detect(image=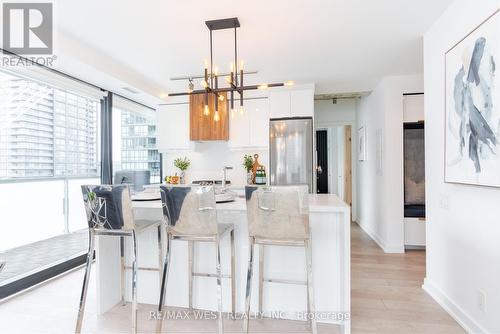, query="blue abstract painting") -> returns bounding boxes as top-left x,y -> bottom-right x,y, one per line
445,10 -> 500,187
